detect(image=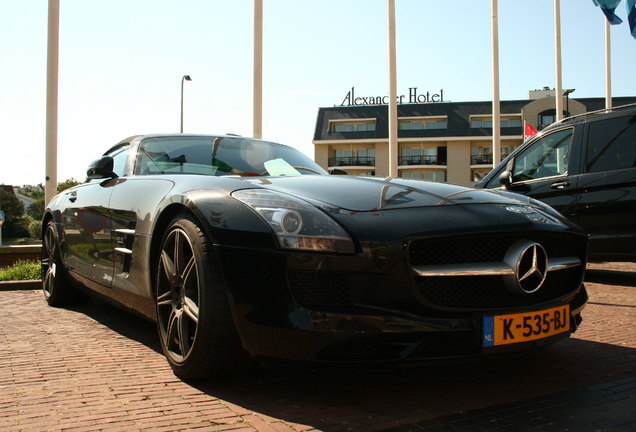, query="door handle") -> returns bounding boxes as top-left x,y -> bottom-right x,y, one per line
550,181 -> 570,189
